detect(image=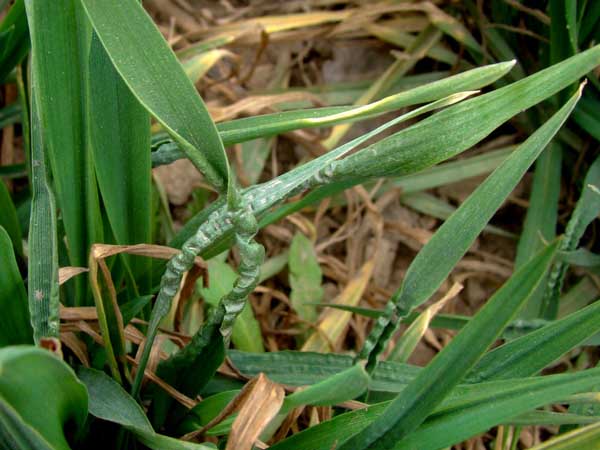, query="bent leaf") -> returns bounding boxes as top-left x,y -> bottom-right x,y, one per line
0,346 -> 88,450
340,242 -> 559,449
78,367 -> 215,450
359,85 -> 584,366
